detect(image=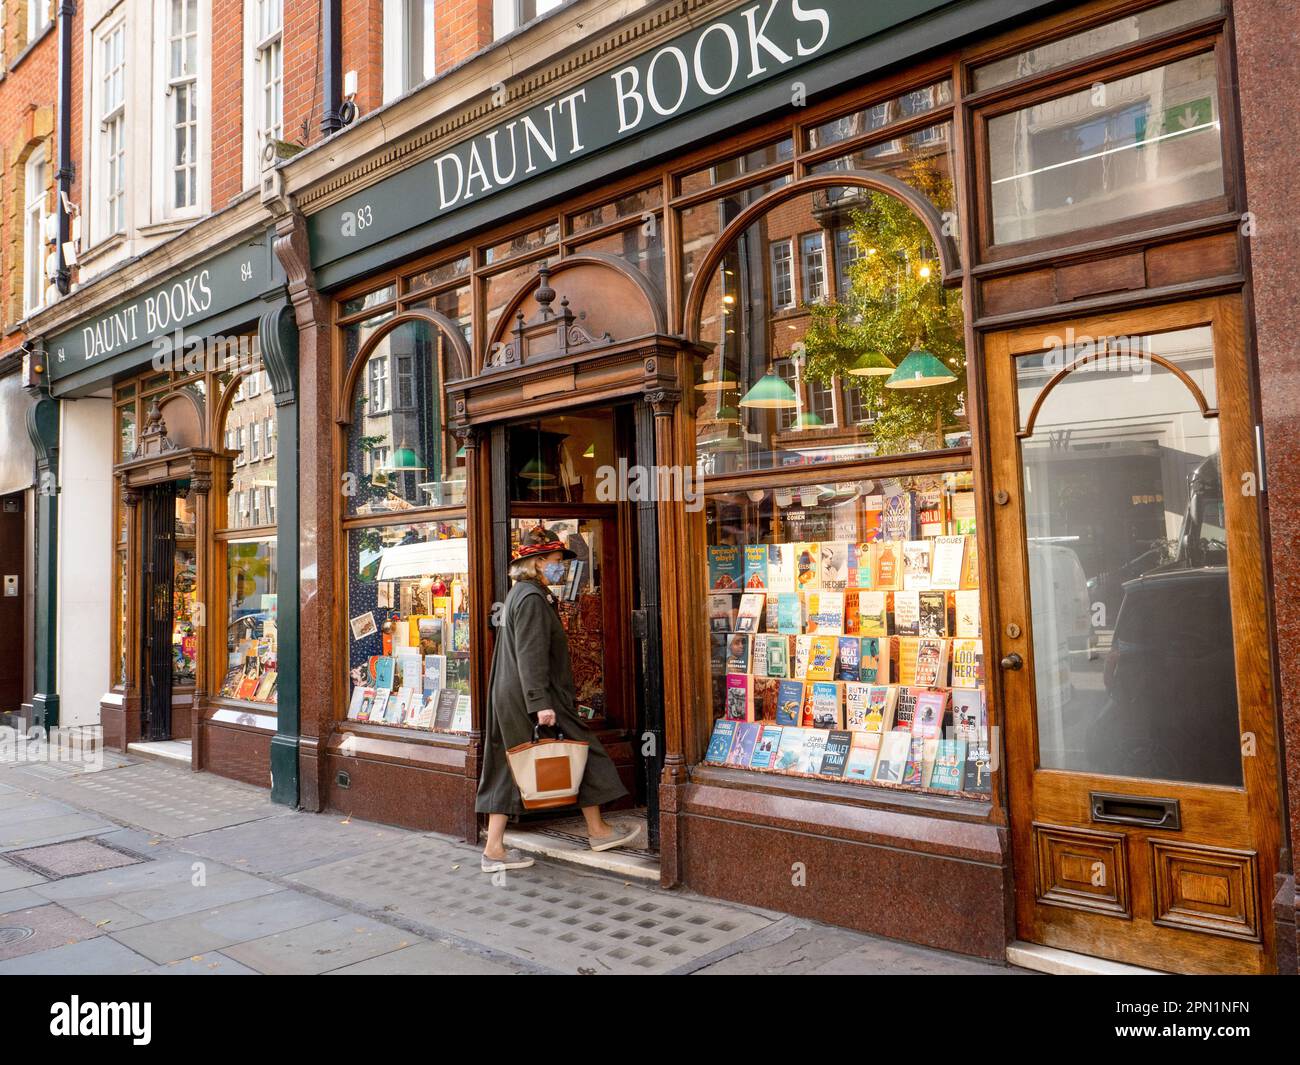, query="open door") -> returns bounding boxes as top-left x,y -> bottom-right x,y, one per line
985,296 -> 1281,974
